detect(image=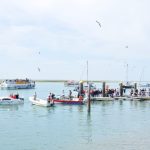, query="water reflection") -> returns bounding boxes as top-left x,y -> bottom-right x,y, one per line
119,99 -> 123,105
0,105 -> 19,111
91,101 -> 114,106
129,100 -> 150,110
77,105 -> 84,113
56,104 -> 85,113
1,82 -> 150,150
86,112 -> 93,144
31,104 -> 56,114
